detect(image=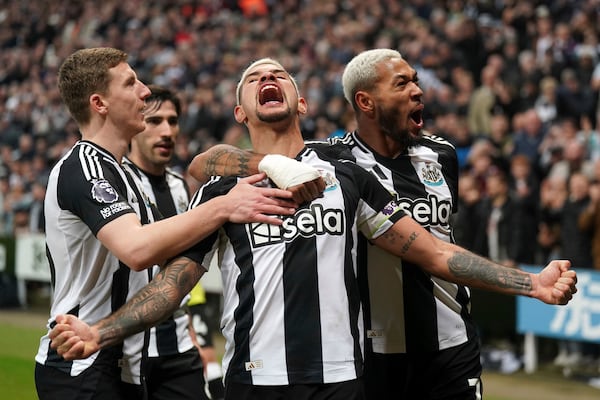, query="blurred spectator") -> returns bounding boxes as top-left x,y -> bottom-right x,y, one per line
547,135 -> 594,182
507,154 -> 540,264
472,170 -> 528,267
28,178 -> 45,233
467,64 -> 511,137
579,160 -> 600,271
559,172 -> 593,269
452,171 -> 482,251
510,108 -> 546,176
537,176 -> 568,264
554,172 -> 595,368
488,113 -> 513,160
534,76 -> 558,127
464,139 -> 500,194
555,68 -> 595,123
